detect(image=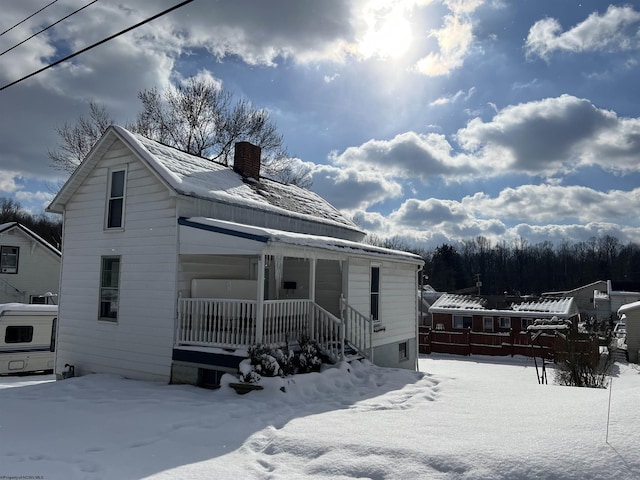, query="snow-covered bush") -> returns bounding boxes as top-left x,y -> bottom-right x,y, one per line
242,336 -> 327,382
295,336 -> 323,374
